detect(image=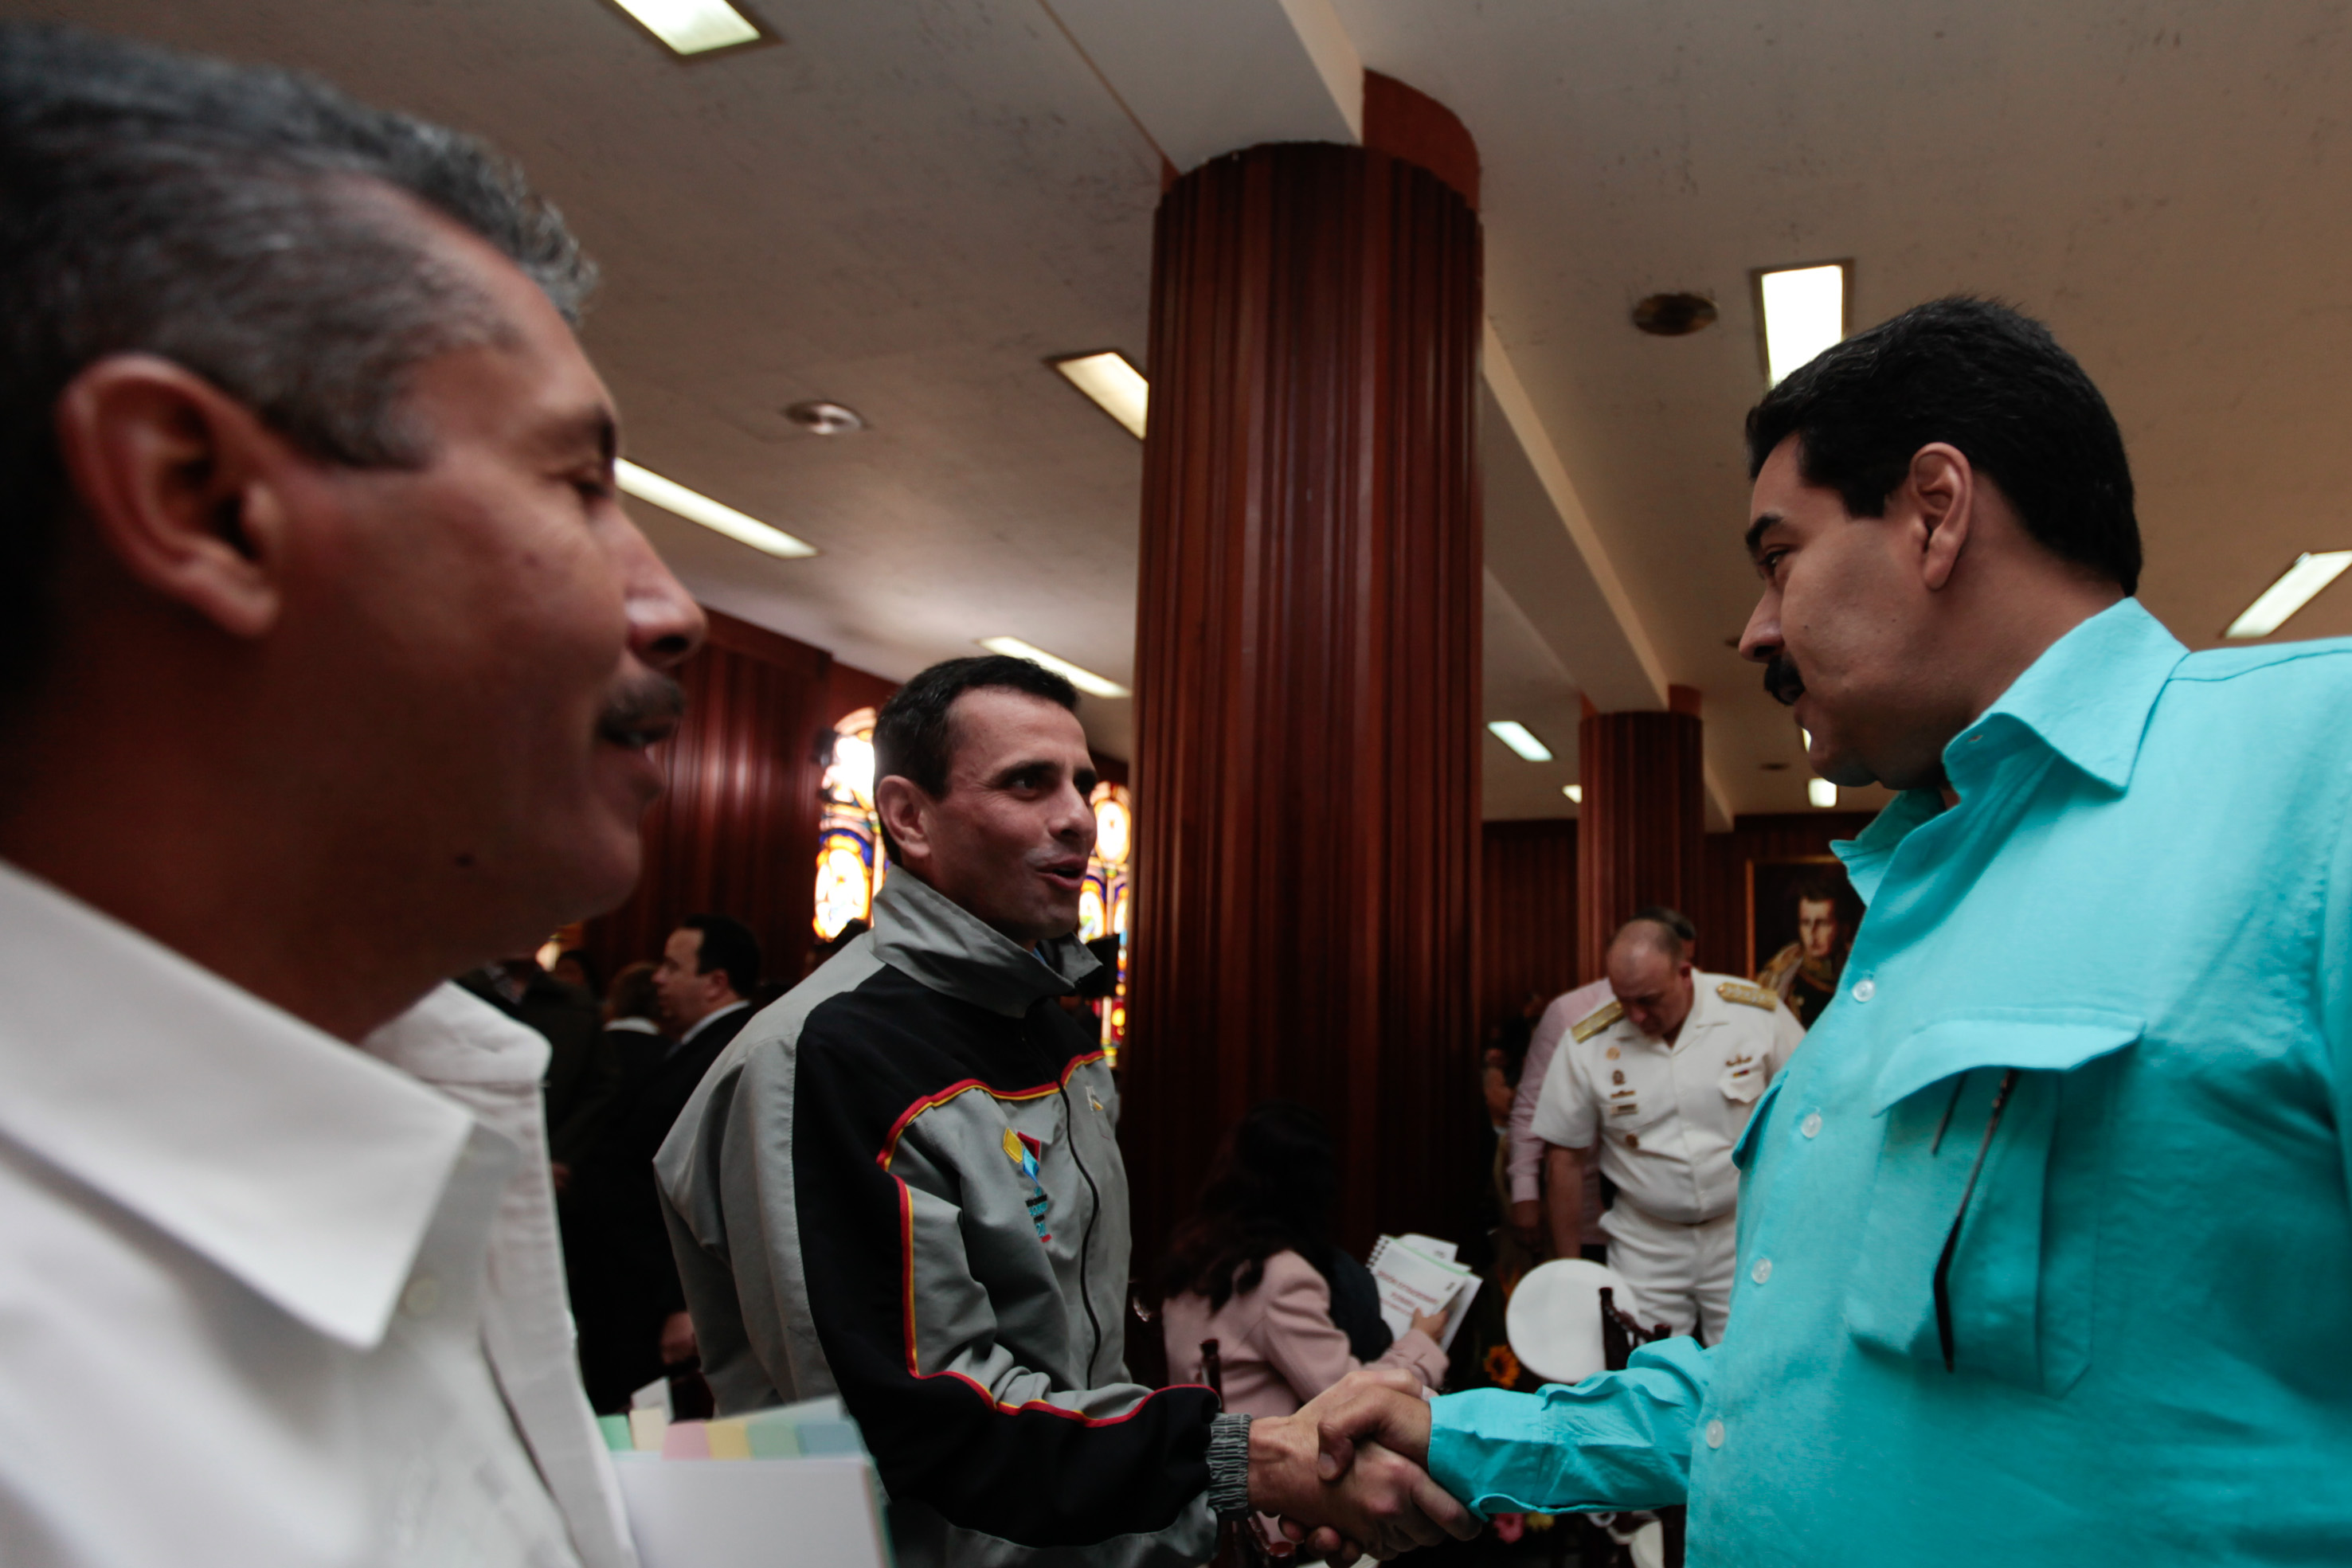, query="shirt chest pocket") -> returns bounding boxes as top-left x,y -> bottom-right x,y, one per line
1717,1050 -> 1767,1106
1843,1011 -> 2139,1398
